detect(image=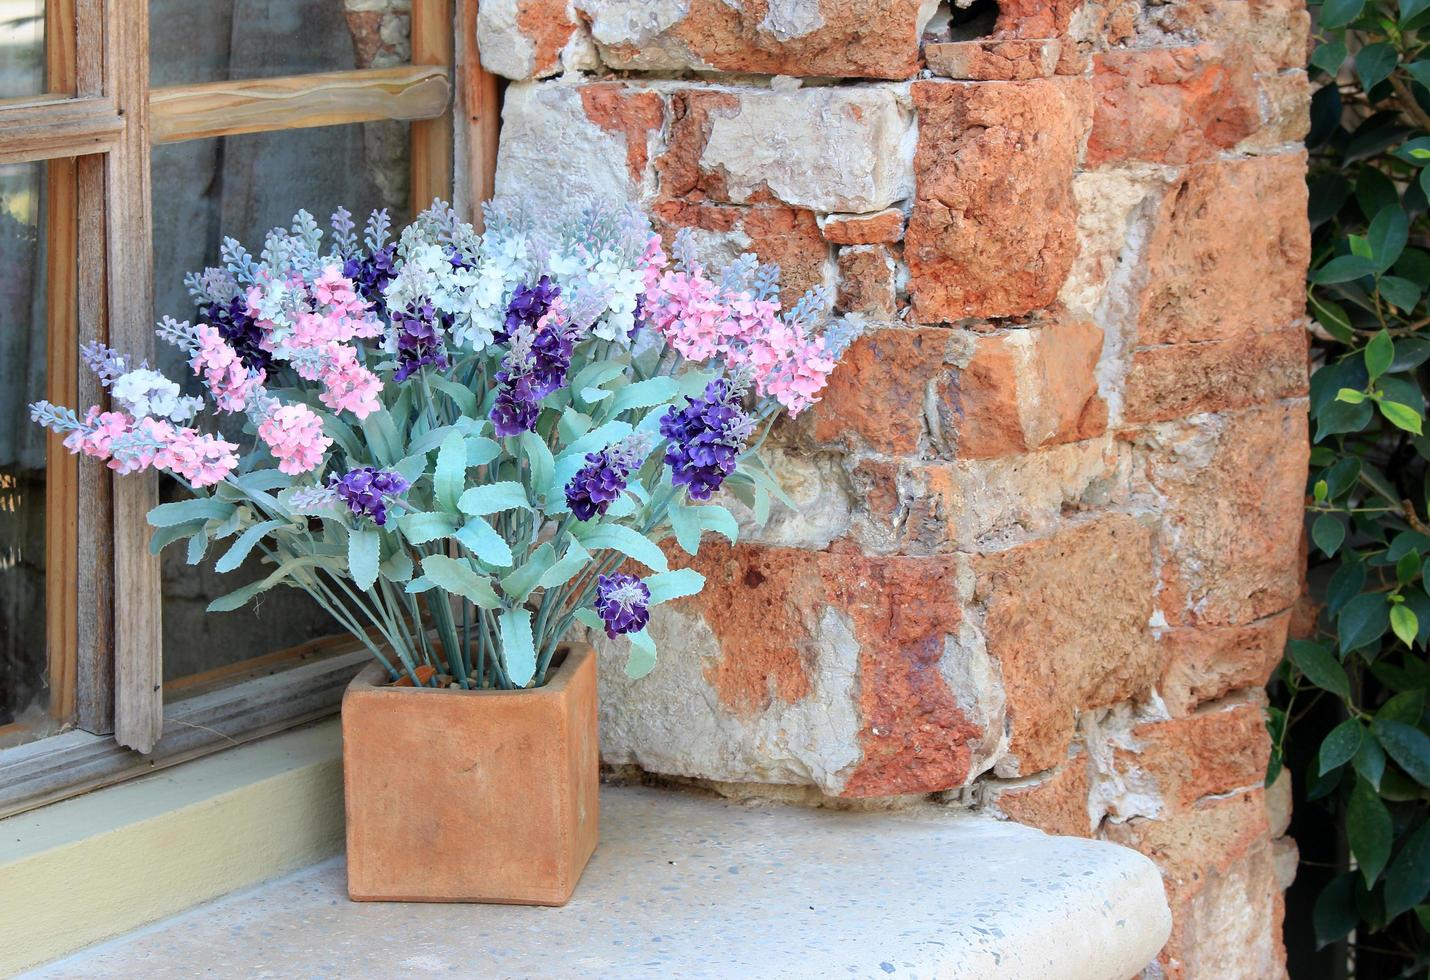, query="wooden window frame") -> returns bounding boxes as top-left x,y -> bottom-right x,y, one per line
0,0 -> 501,818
